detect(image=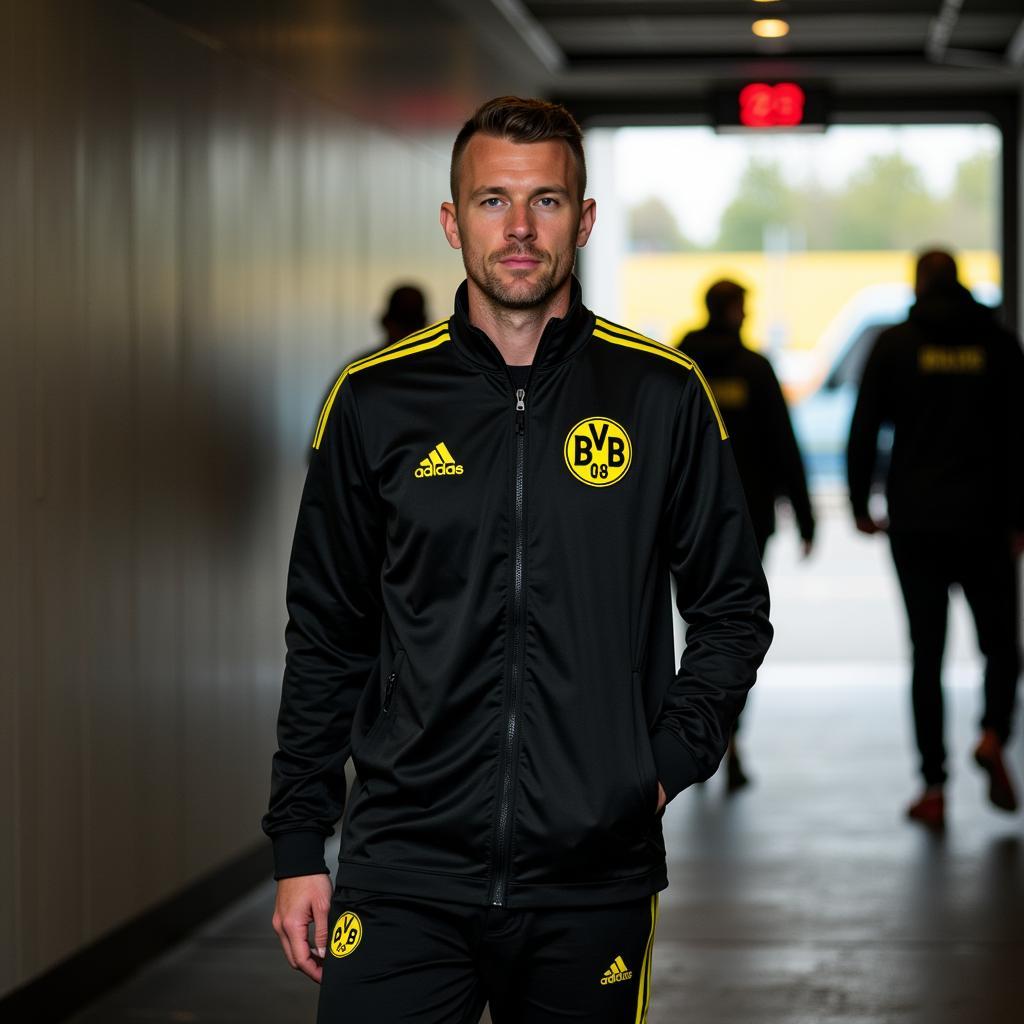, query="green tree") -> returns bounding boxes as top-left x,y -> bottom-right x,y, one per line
832,153 -> 939,250
795,179 -> 839,250
704,146 -> 995,254
935,150 -> 996,249
714,159 -> 794,251
628,196 -> 695,252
